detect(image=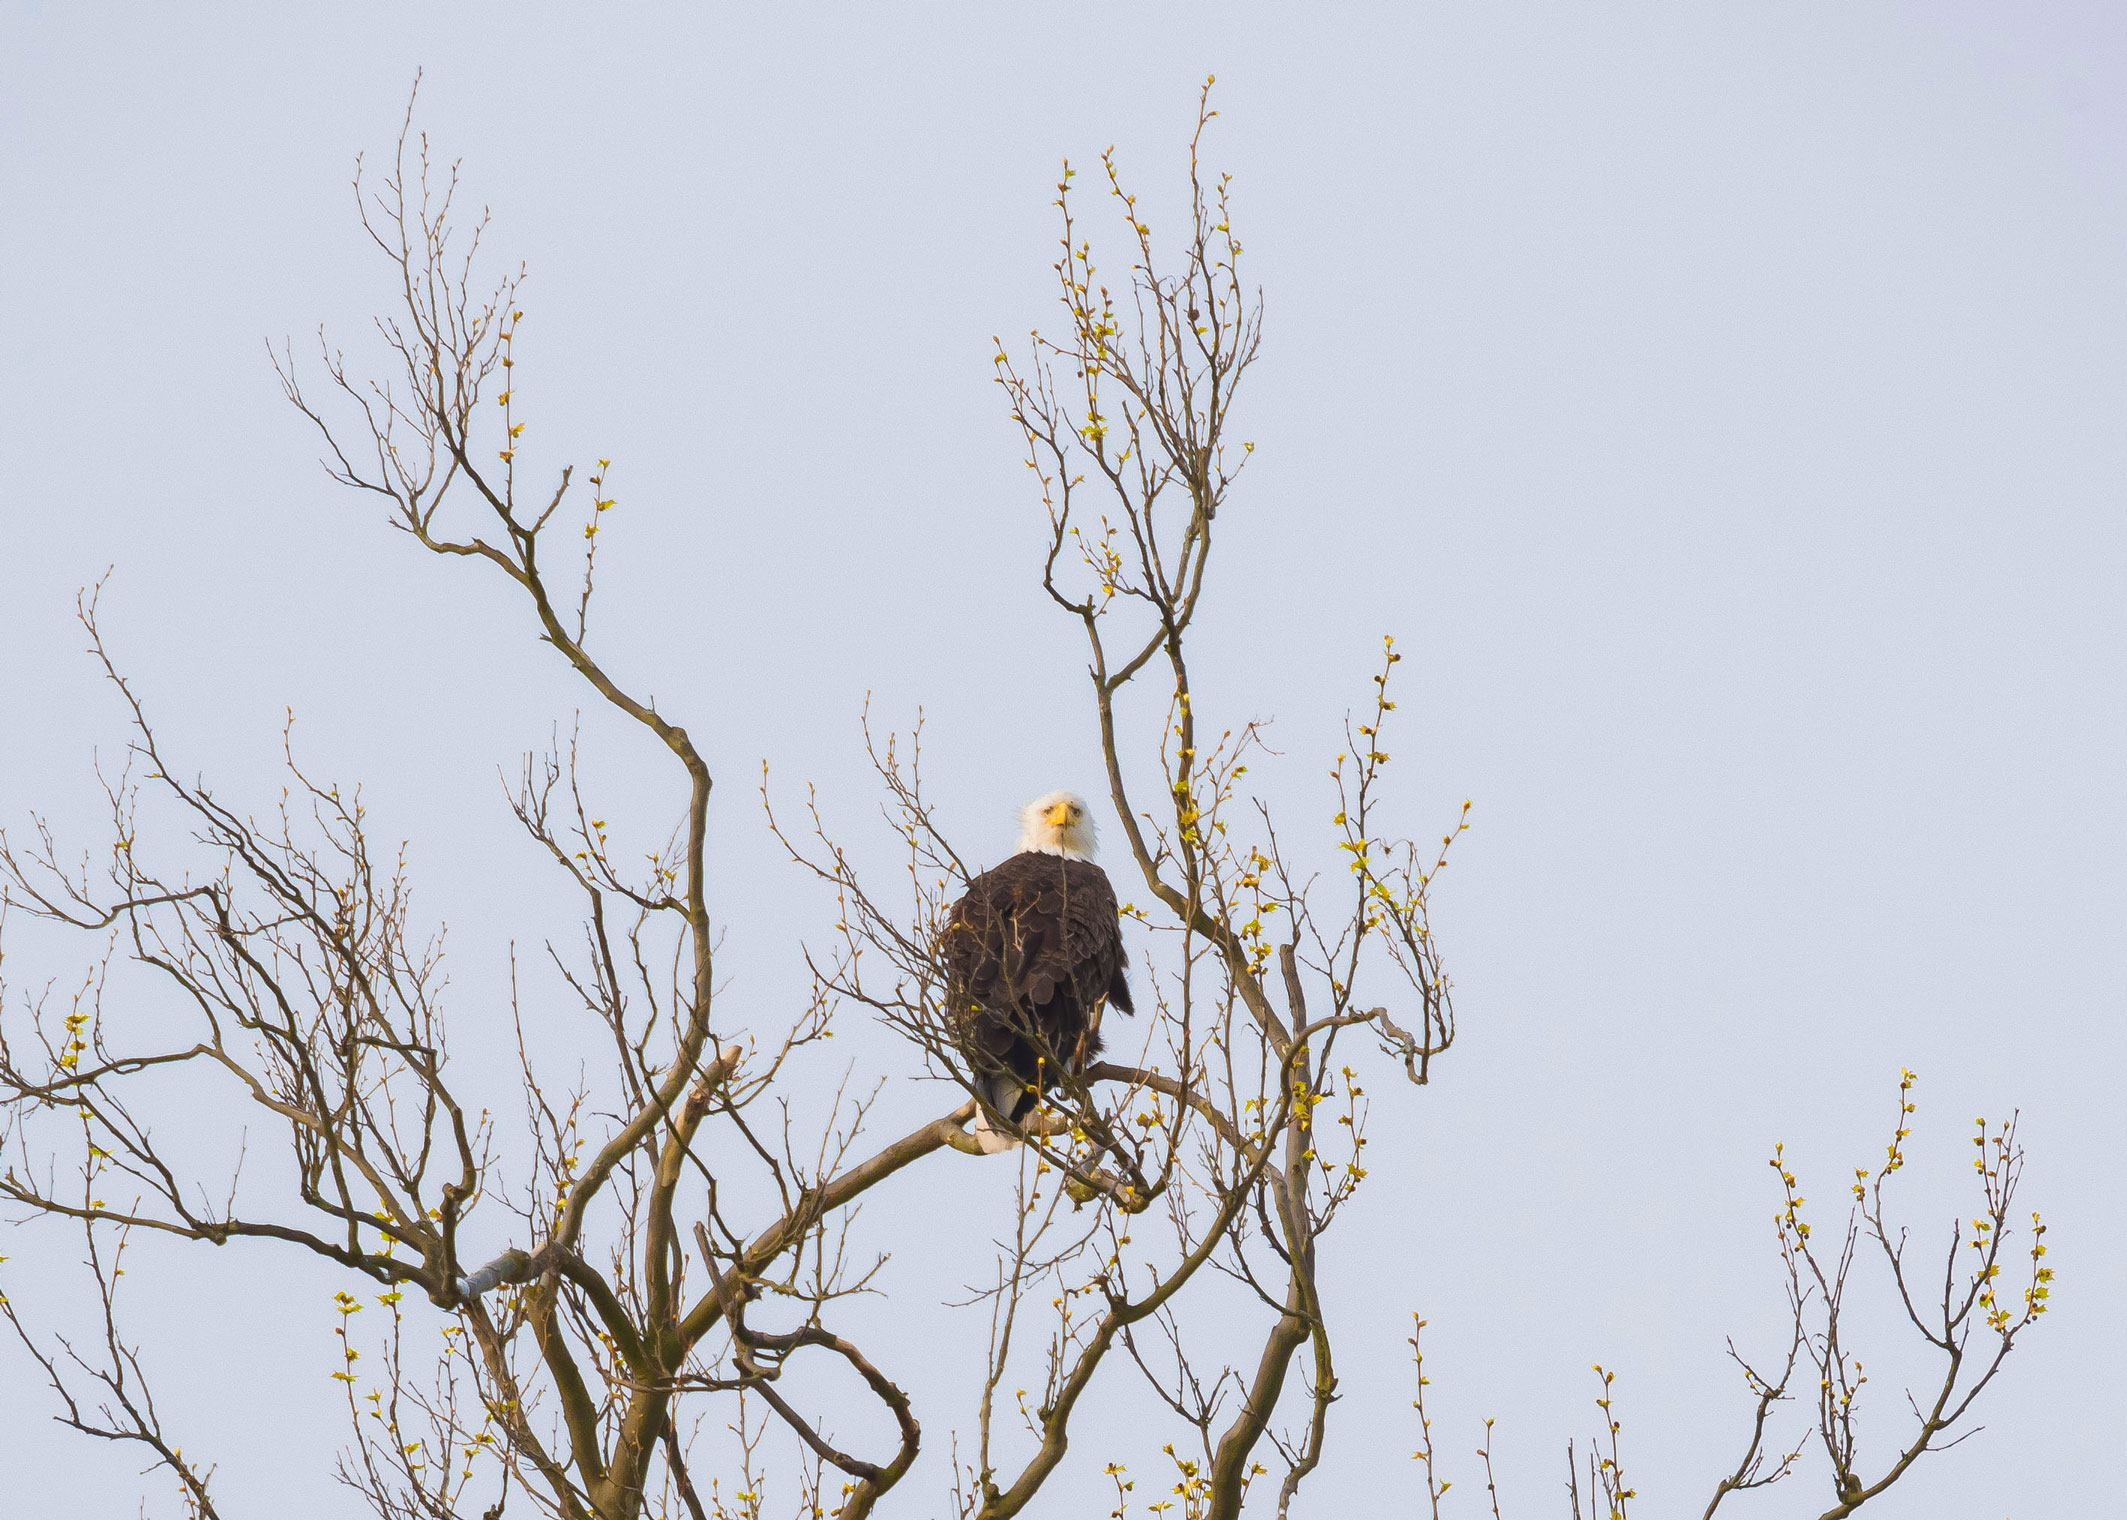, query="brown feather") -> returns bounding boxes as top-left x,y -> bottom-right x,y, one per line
941,851 -> 1132,1120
